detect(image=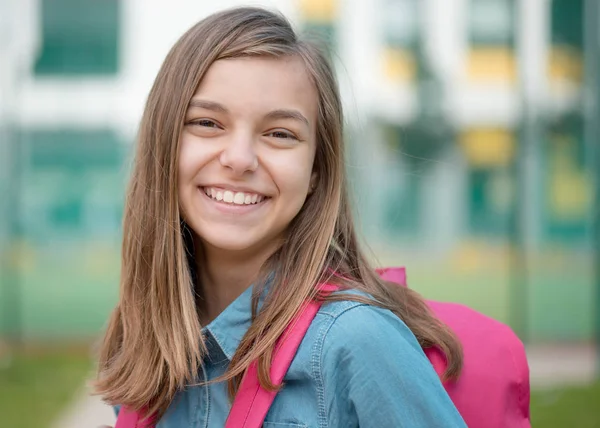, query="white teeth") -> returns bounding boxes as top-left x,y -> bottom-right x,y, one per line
233,192 -> 245,205
223,190 -> 234,203
204,187 -> 266,205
